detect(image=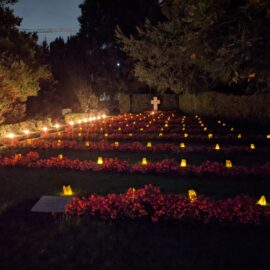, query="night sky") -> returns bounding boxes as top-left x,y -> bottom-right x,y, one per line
12,0 -> 83,43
